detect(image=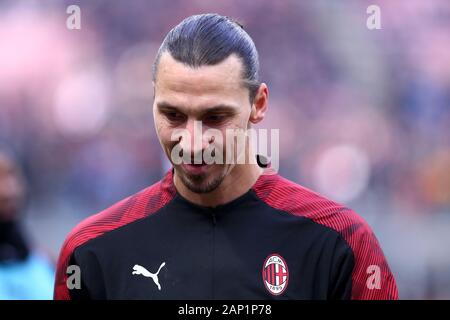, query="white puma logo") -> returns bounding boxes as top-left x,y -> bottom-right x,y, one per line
132,262 -> 166,291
